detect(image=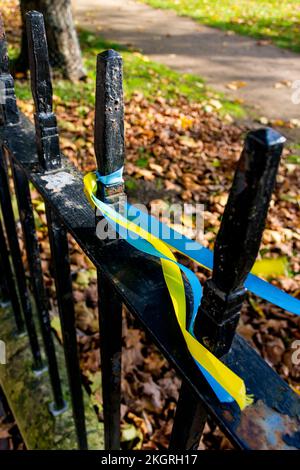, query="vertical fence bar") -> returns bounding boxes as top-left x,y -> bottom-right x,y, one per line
26,10 -> 87,448
171,128 -> 285,450
97,271 -> 122,450
169,381 -> 207,450
0,215 -> 24,332
0,246 -> 10,304
46,208 -> 88,449
0,146 -> 43,371
94,50 -> 125,450
10,161 -> 66,413
0,253 -> 9,303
